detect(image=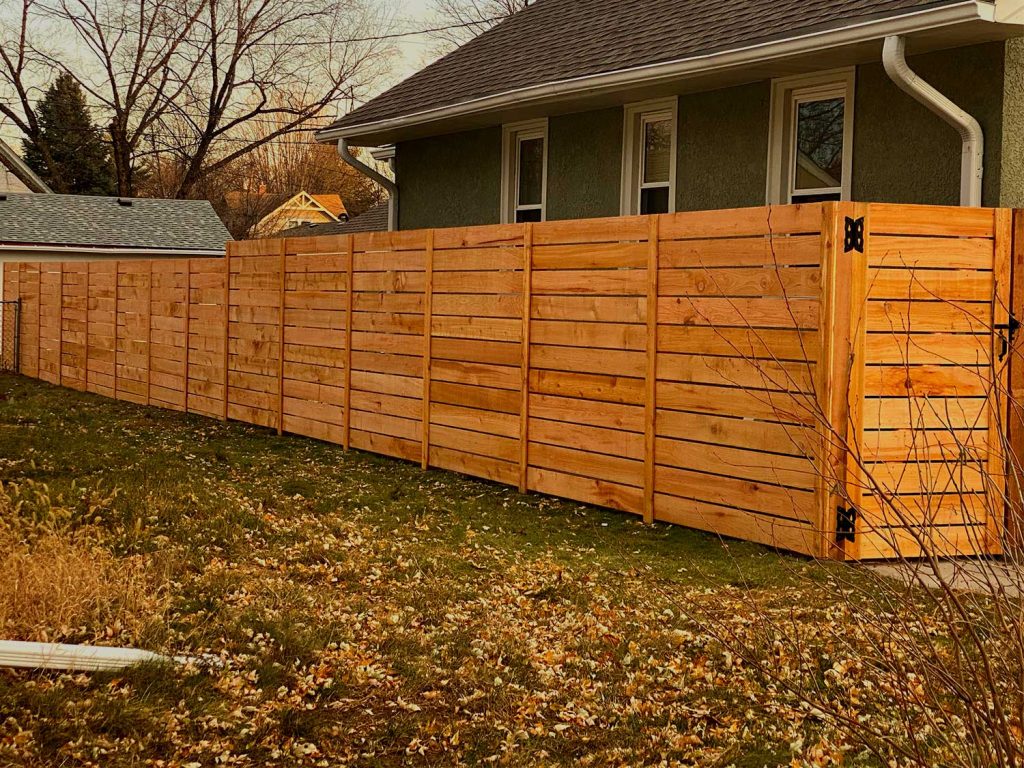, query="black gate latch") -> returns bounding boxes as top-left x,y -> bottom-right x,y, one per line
997,314 -> 1020,362
844,217 -> 865,254
836,505 -> 857,543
